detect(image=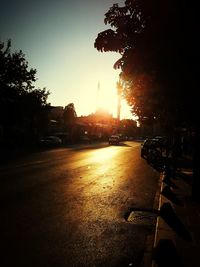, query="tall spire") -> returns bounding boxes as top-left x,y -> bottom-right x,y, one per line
96,80 -> 100,111
117,78 -> 122,121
